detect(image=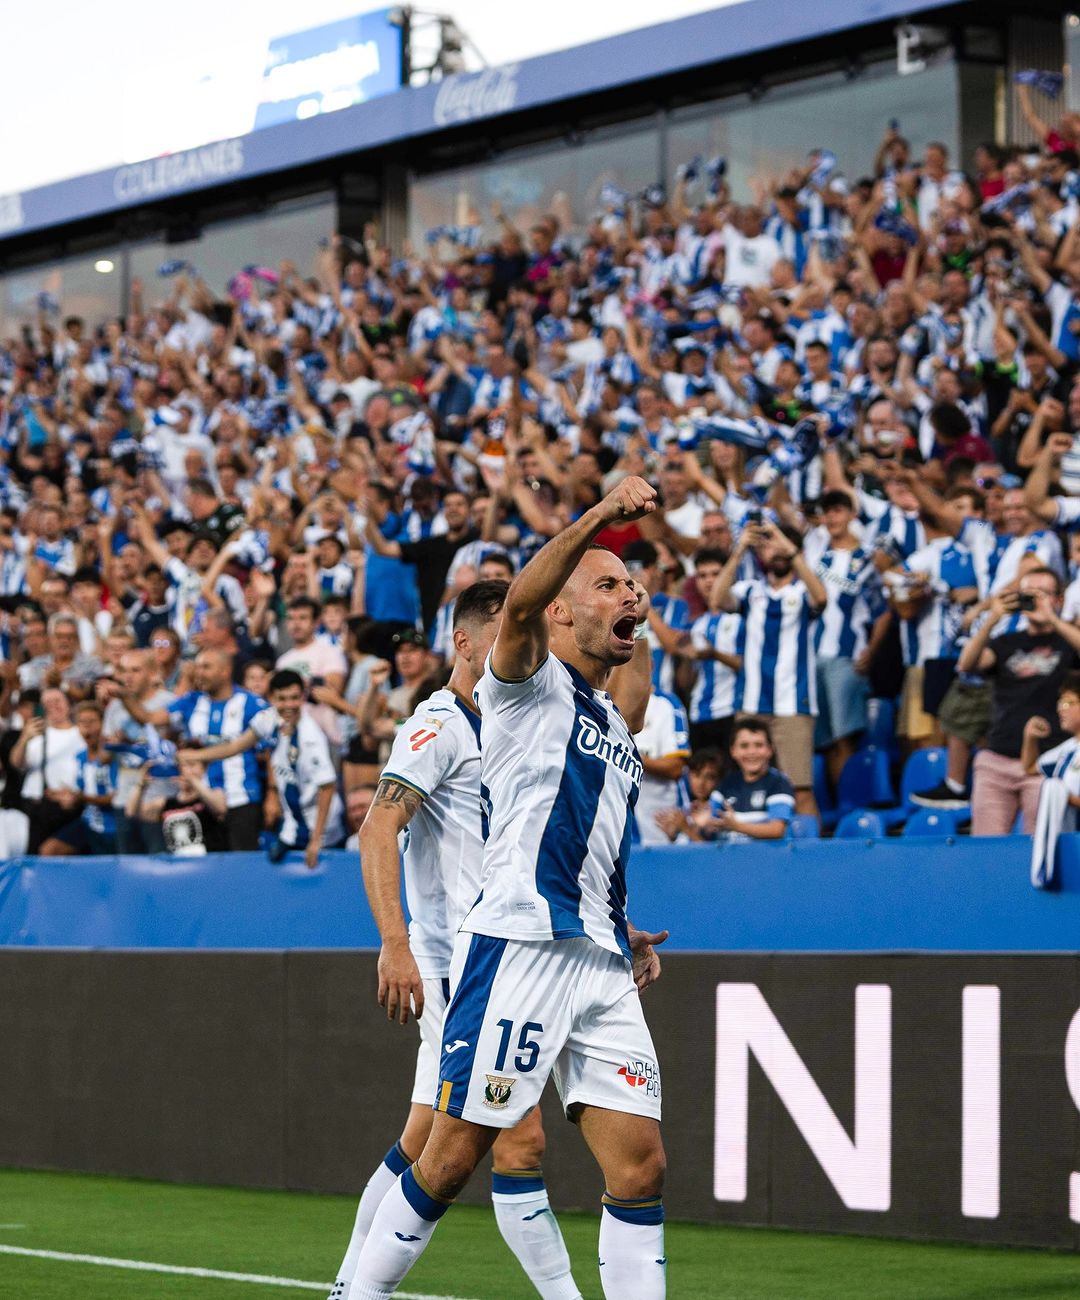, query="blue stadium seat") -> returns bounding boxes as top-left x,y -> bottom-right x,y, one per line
899,747 -> 954,809
863,696 -> 898,757
814,753 -> 839,829
837,747 -> 895,813
834,809 -> 886,839
902,808 -> 963,837
789,814 -> 820,840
